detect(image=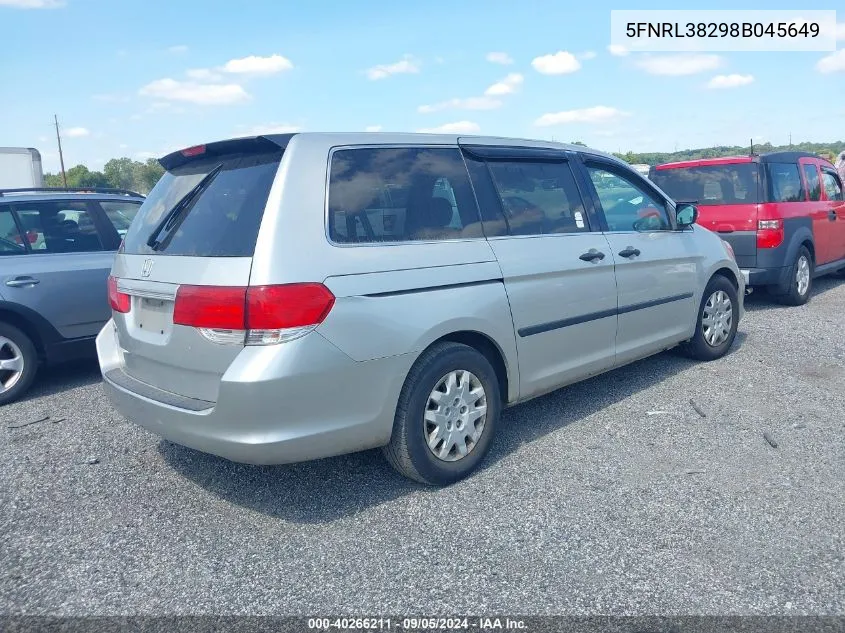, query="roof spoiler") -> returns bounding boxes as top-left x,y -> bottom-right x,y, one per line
0,187 -> 143,197
159,134 -> 297,171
